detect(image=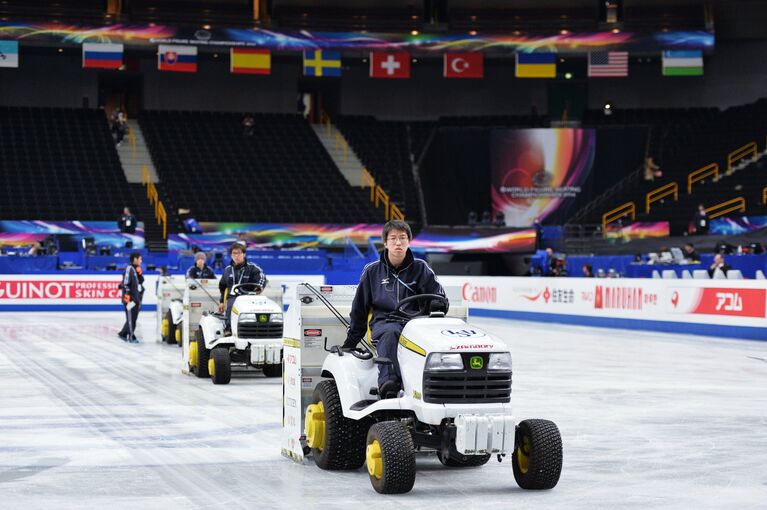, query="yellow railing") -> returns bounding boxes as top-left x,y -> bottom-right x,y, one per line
687,163 -> 718,194
727,141 -> 757,175
763,186 -> 767,205
360,168 -> 405,221
142,165 -> 167,239
705,197 -> 746,220
646,182 -> 678,214
602,202 -> 635,234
